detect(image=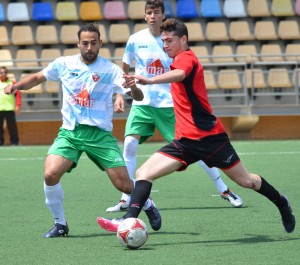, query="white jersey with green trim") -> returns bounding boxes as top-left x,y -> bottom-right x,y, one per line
43,54 -> 128,131
123,28 -> 174,108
